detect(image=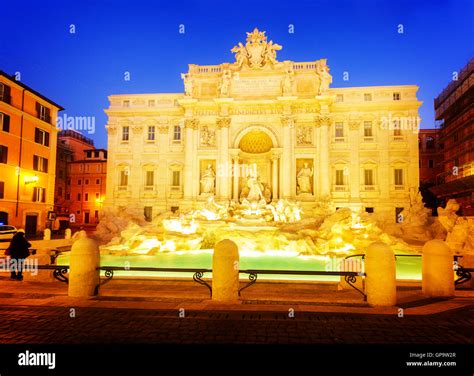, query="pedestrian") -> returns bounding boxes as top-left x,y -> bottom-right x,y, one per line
5,231 -> 31,281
